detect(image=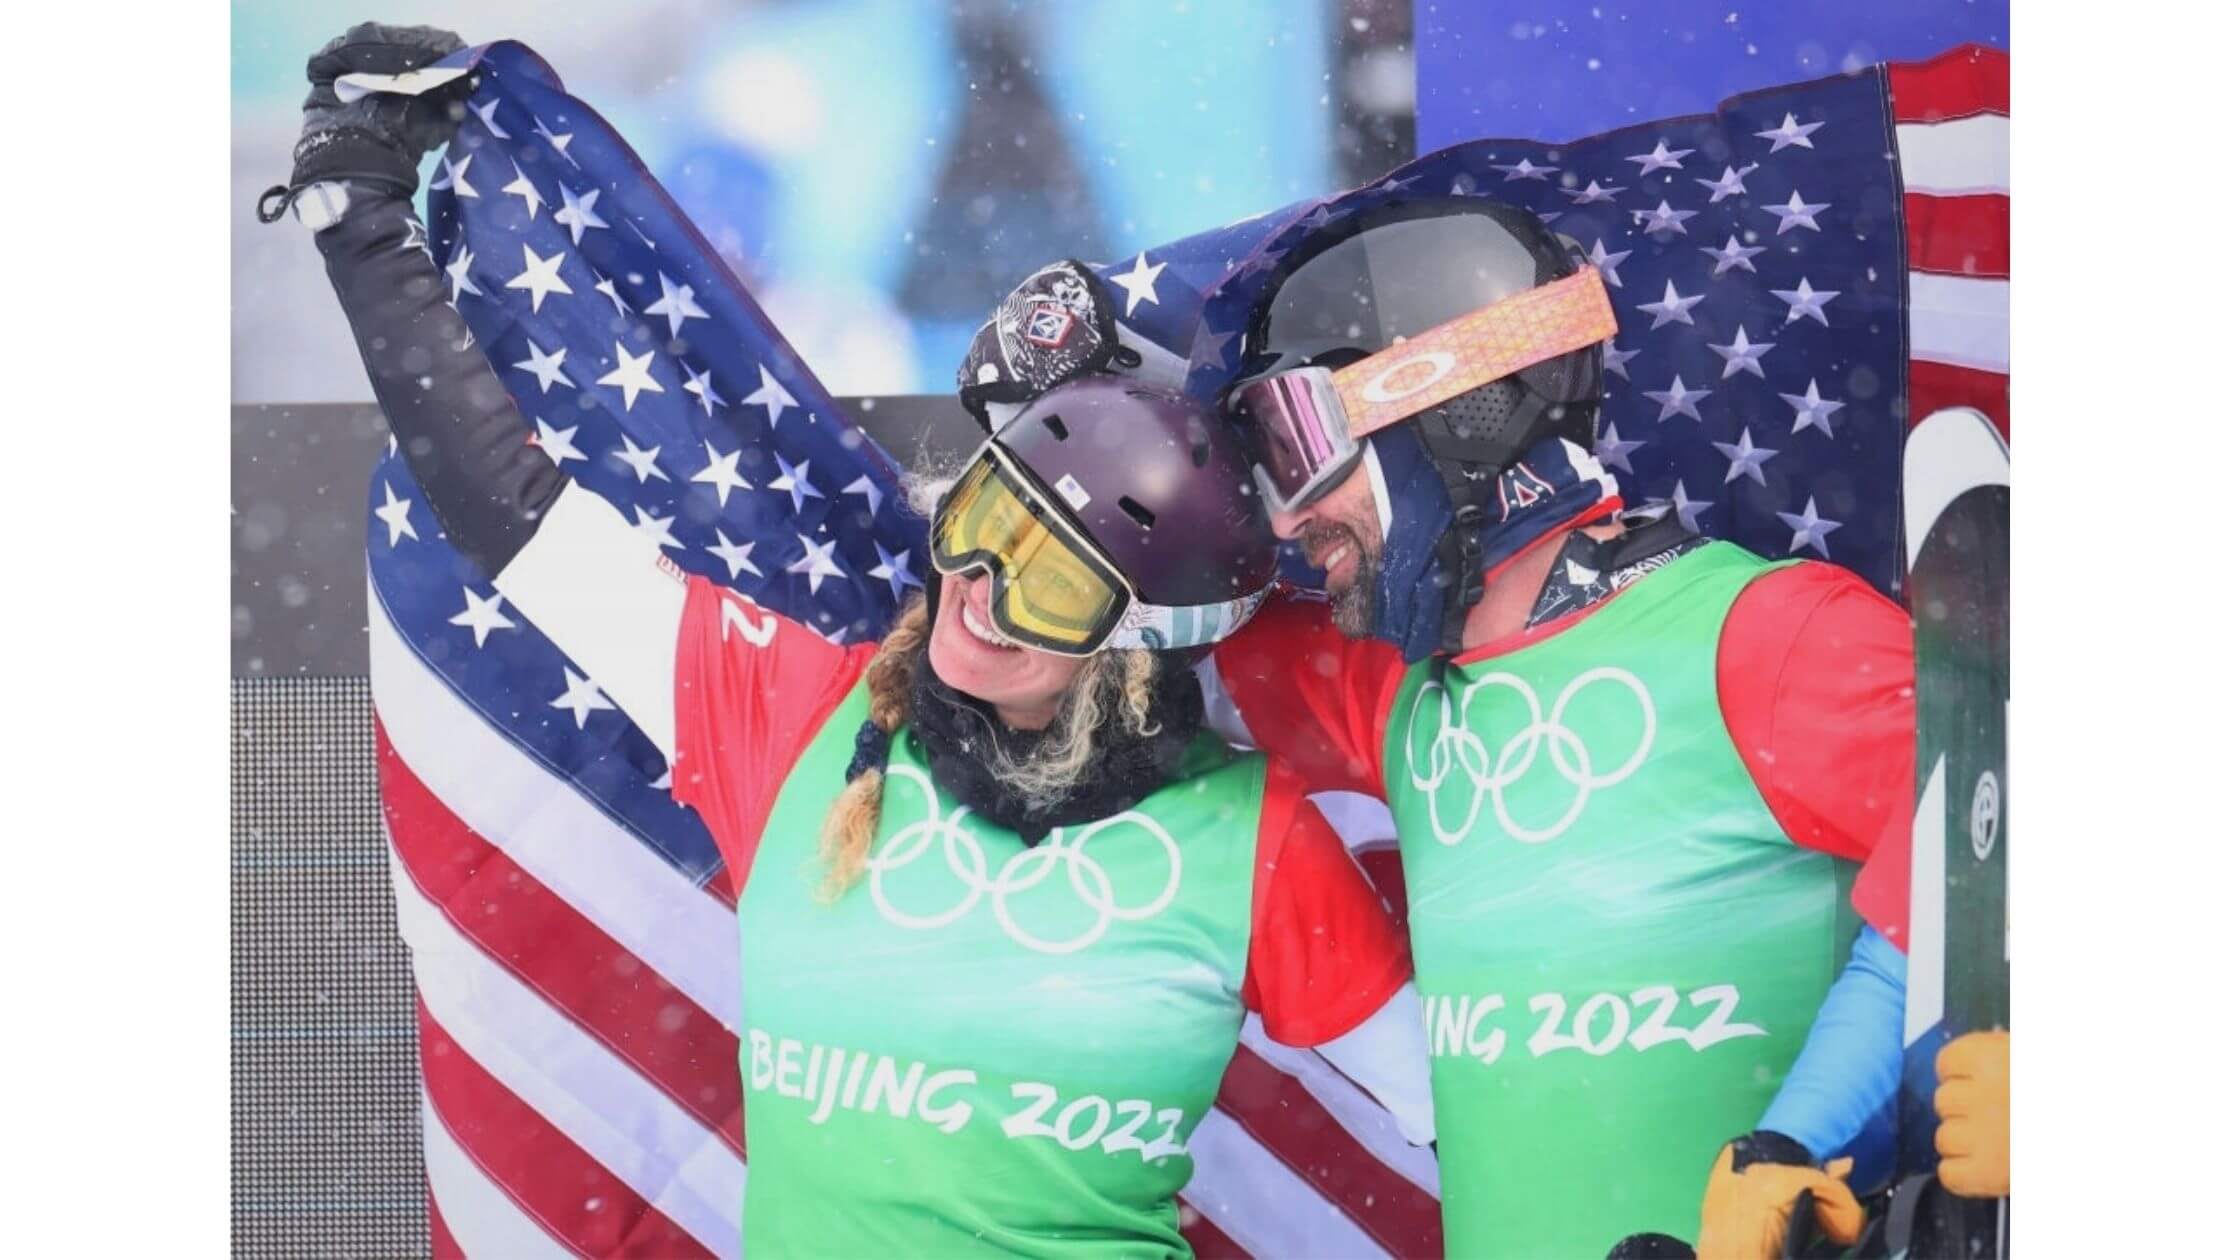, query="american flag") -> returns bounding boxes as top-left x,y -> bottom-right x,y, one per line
1096,44 -> 2010,601
365,38 -> 2005,1259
